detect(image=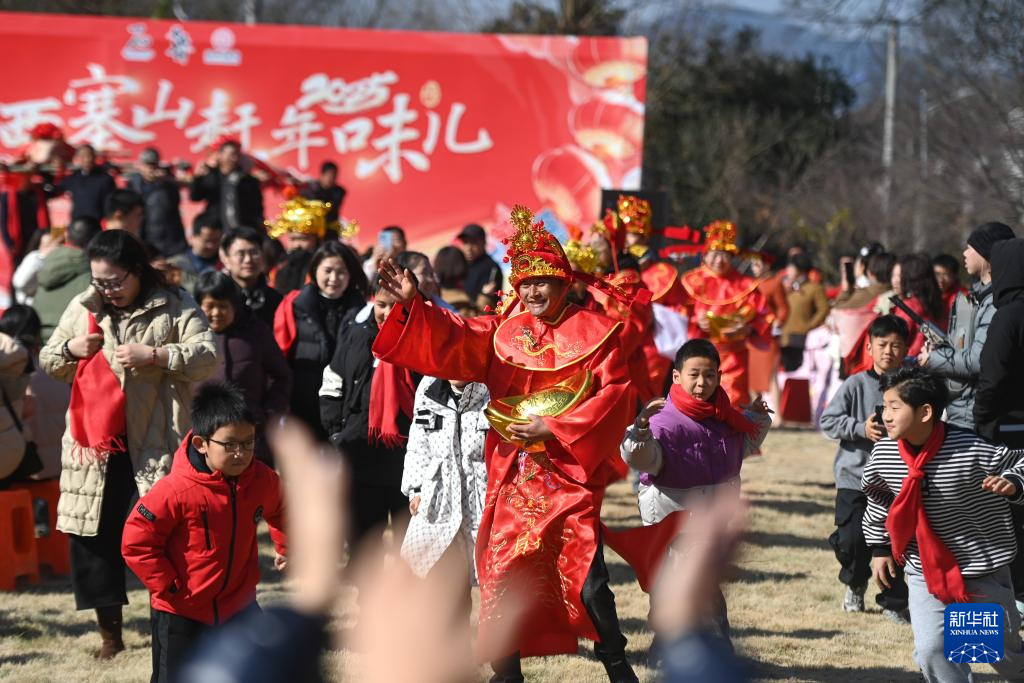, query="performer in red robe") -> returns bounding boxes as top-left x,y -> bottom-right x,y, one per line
374,206 -> 676,683
582,195 -> 670,401
679,221 -> 771,403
